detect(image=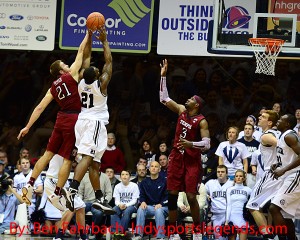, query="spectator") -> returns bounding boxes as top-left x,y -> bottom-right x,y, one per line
155,141 -> 169,161
78,170 -> 112,240
133,161 -> 168,240
158,154 -> 168,179
293,108 -> 300,132
140,140 -> 156,169
100,133 -> 126,174
0,178 -> 23,234
0,150 -> 14,177
205,165 -> 233,240
13,158 -> 43,217
238,124 -> 260,188
105,167 -> 120,207
225,170 -> 252,240
131,164 -> 147,186
237,115 -> 262,142
216,127 -> 250,179
111,170 -> 139,234
0,160 -> 10,179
